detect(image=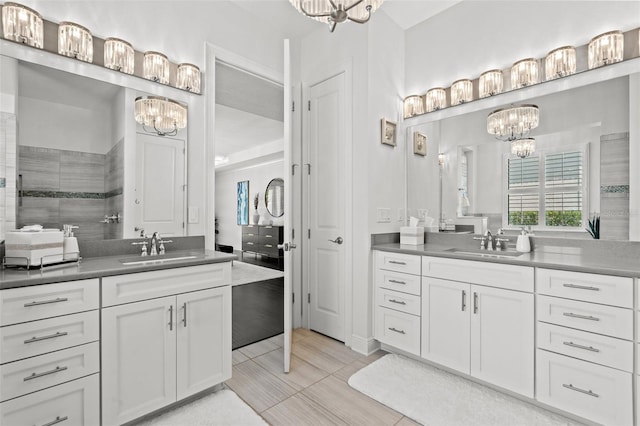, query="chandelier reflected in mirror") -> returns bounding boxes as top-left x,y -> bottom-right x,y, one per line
511,138 -> 536,159
134,96 -> 187,137
487,104 -> 539,141
289,0 -> 384,32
